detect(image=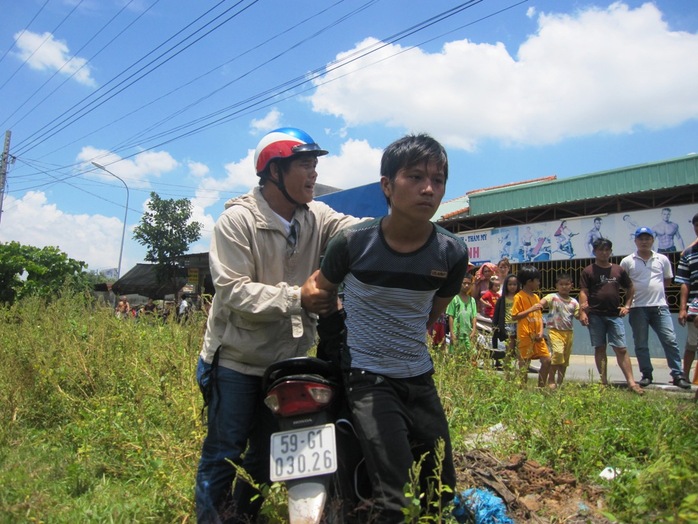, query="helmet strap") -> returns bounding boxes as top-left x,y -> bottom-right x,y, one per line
268,162 -> 302,207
